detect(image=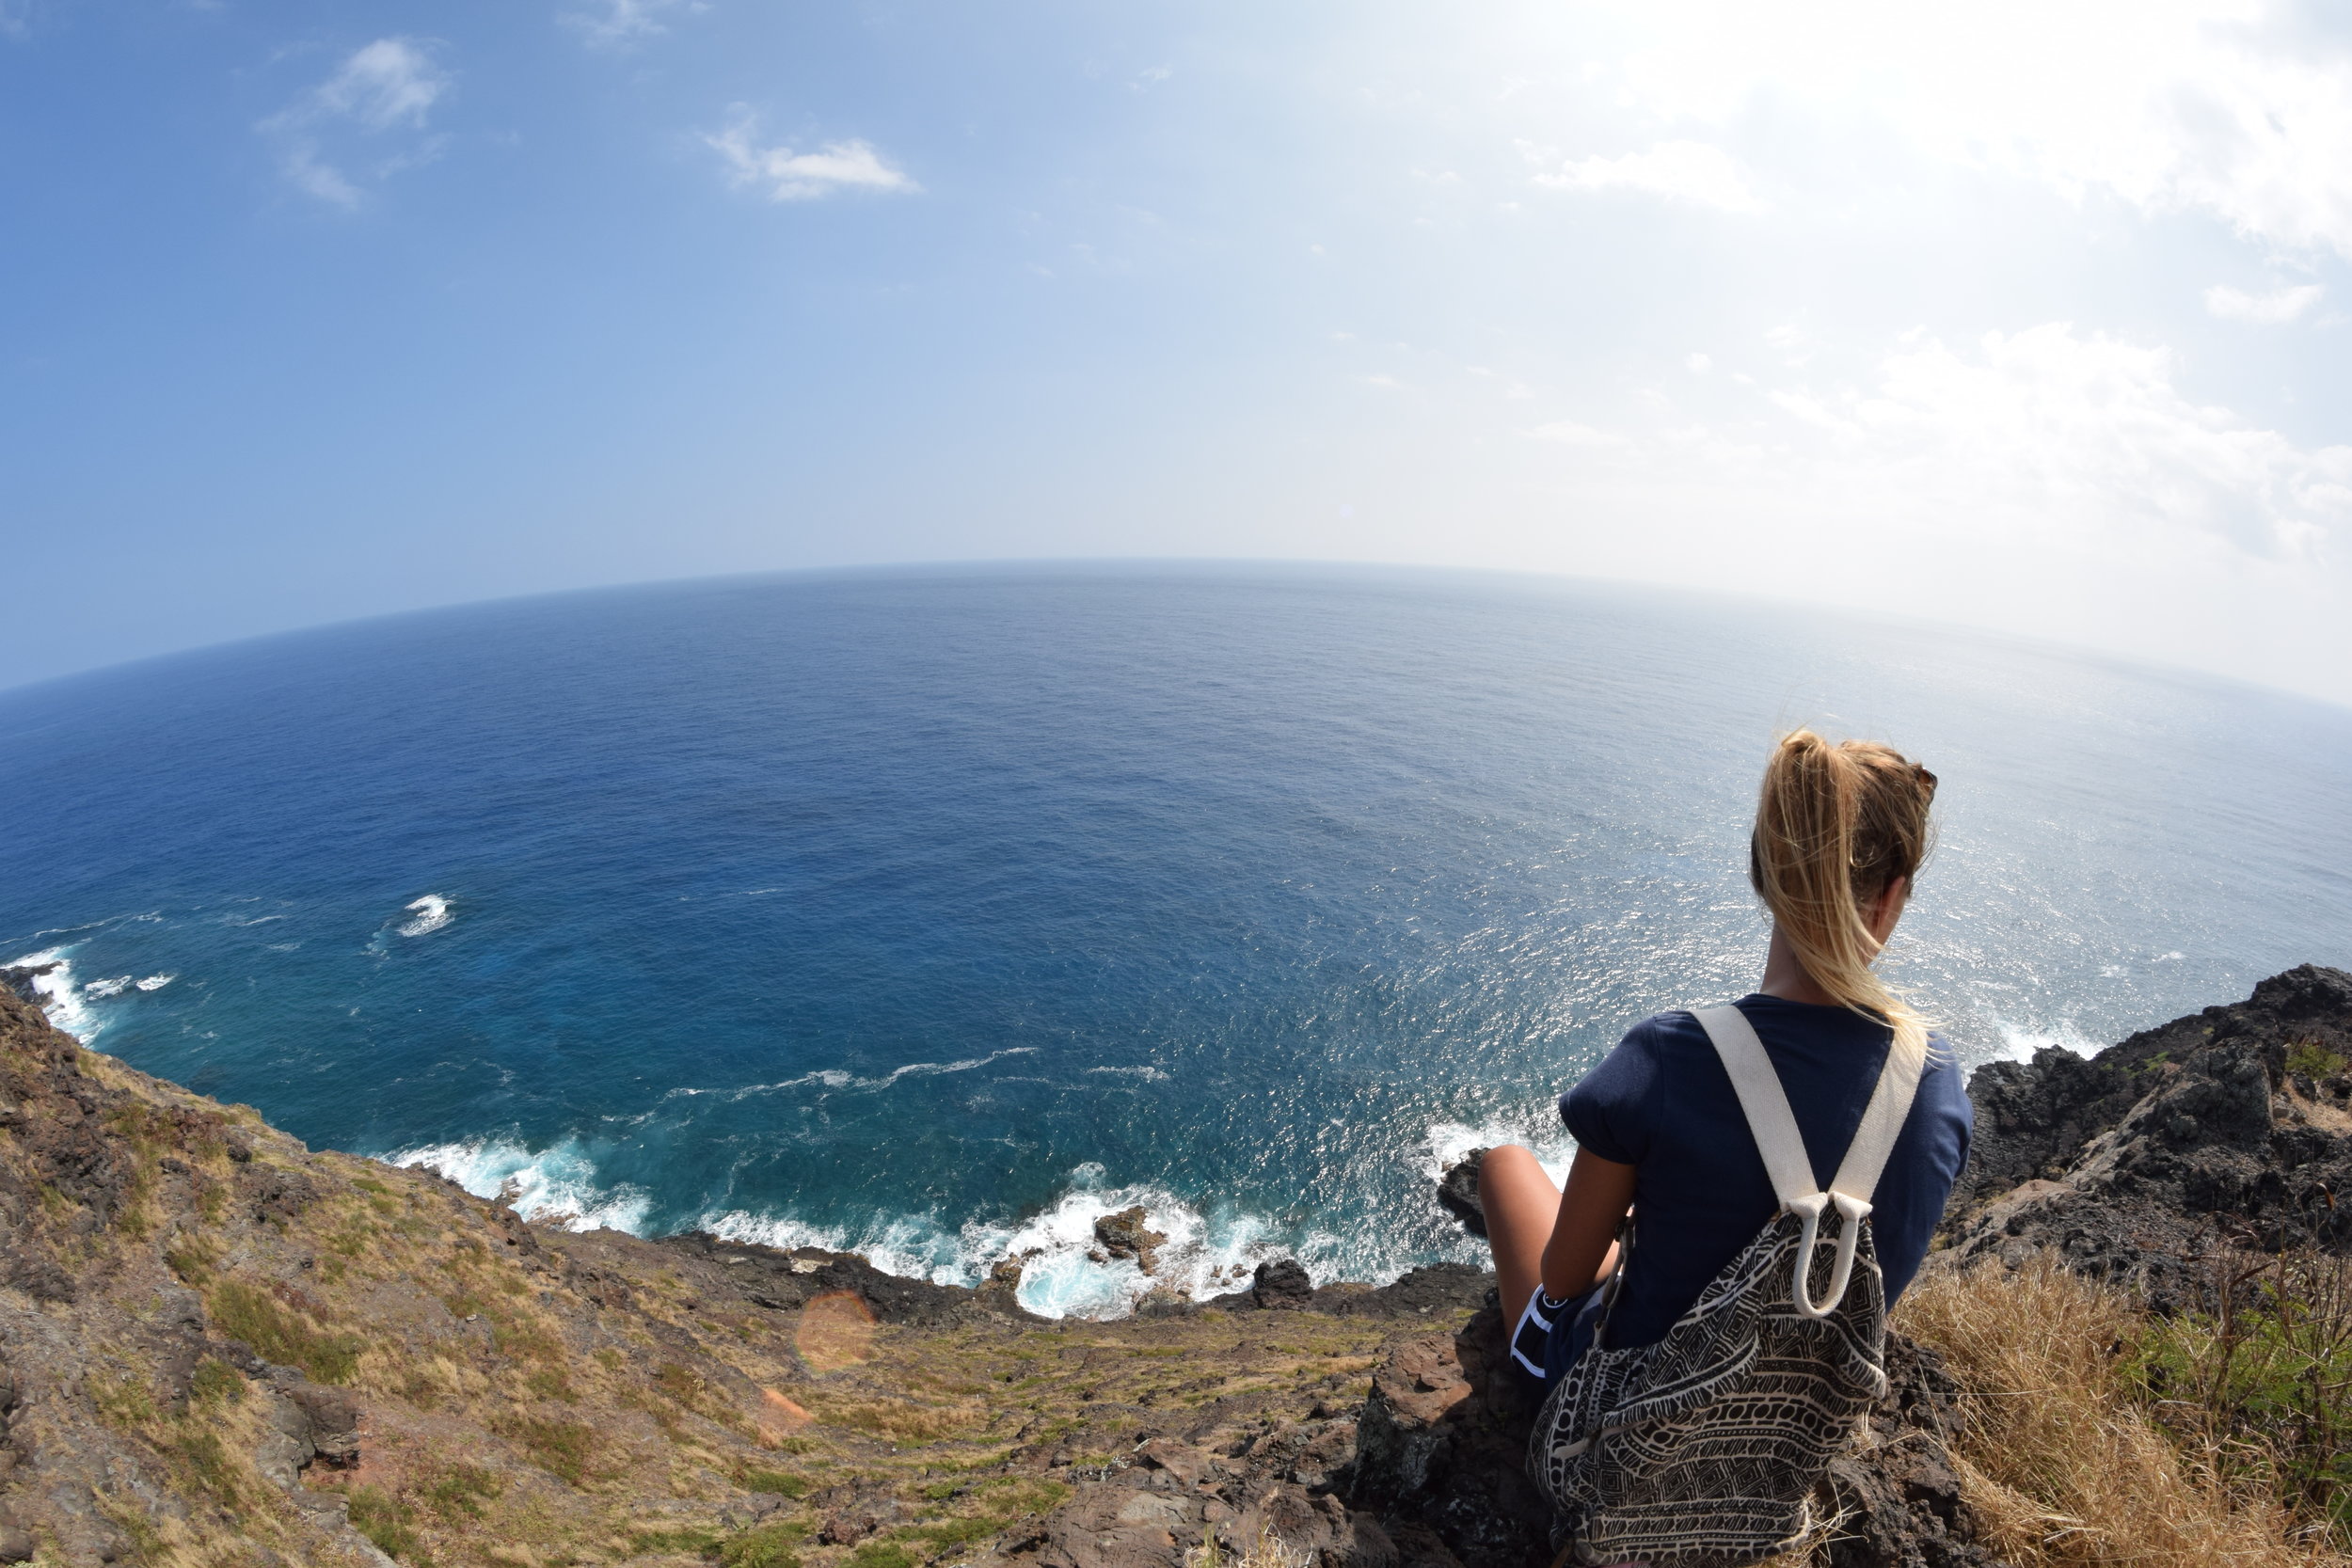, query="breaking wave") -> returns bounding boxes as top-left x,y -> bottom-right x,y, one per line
380,1136 -> 1363,1322
5,949 -> 100,1040
385,1136 -> 654,1234
396,895 -> 453,938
